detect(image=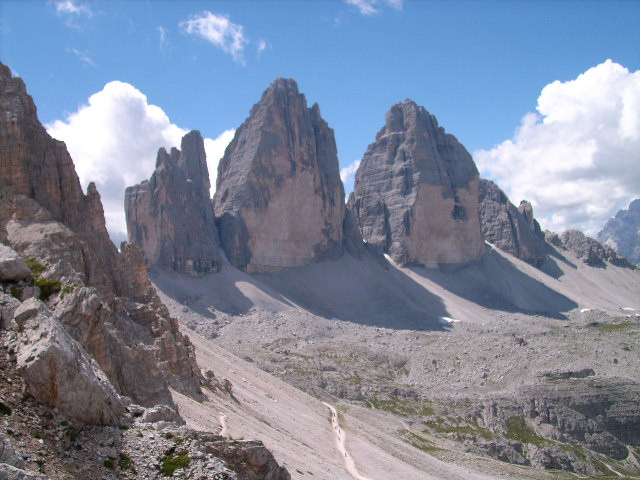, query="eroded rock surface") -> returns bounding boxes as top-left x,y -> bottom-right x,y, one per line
478,179 -> 545,266
12,299 -> 124,425
0,62 -> 203,411
214,78 -> 345,272
598,198 -> 640,266
348,100 -> 485,266
125,131 -> 222,275
559,230 -> 634,268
